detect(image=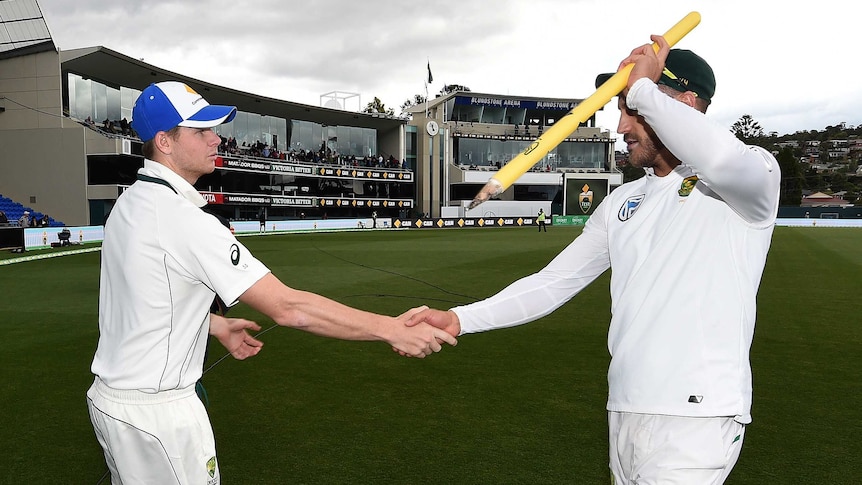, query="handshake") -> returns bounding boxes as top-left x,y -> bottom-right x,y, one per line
391,305 -> 462,358
212,304 -> 462,362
